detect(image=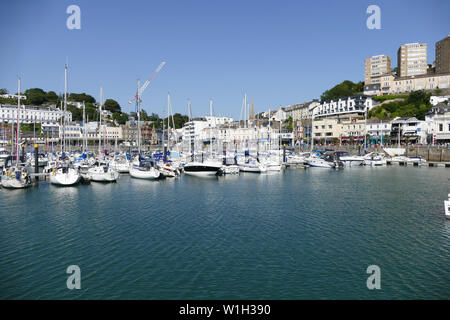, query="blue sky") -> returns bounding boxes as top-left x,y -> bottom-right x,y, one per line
0,0 -> 448,119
